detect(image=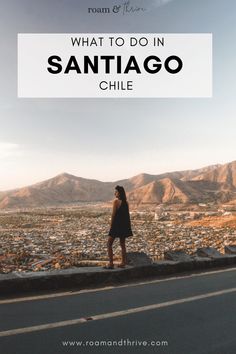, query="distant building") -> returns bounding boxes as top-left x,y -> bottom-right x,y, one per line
198,203 -> 207,207
154,205 -> 164,220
